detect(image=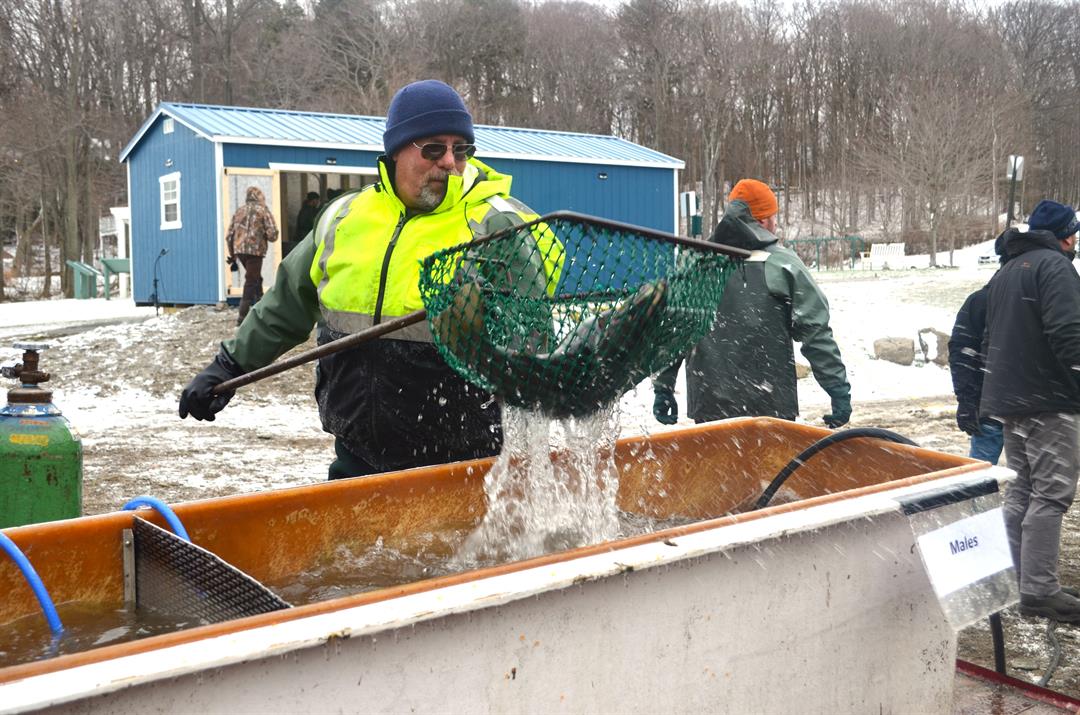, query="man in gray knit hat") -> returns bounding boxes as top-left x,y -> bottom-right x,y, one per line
181,80 -> 557,479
